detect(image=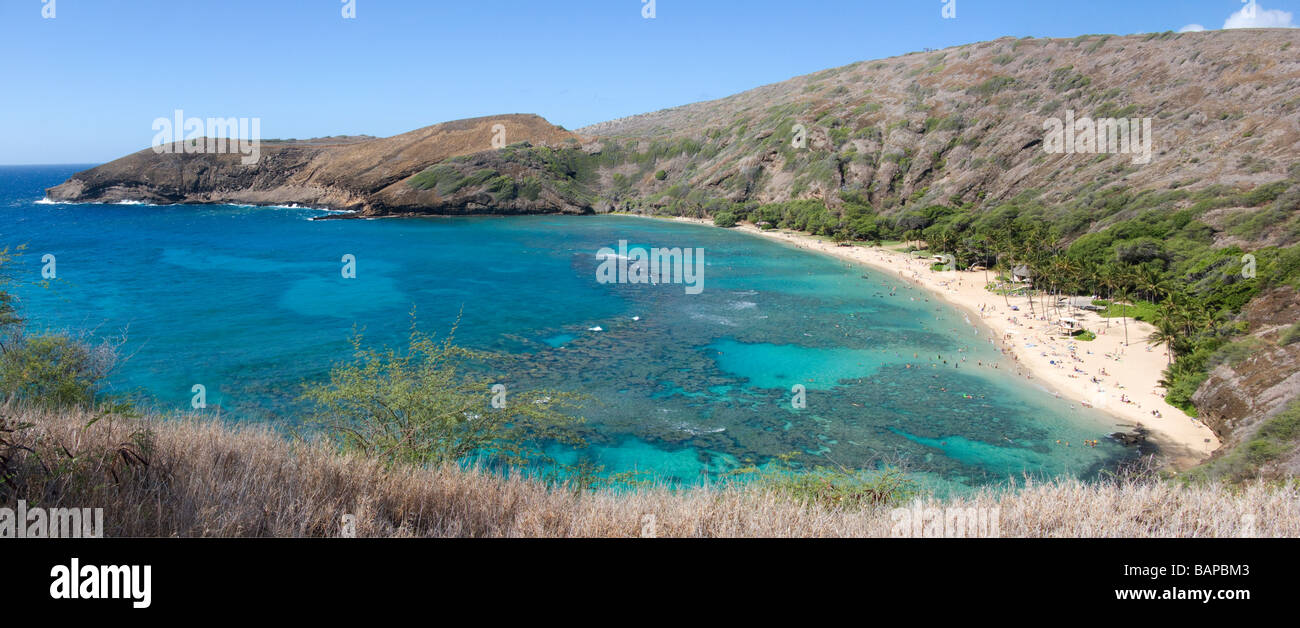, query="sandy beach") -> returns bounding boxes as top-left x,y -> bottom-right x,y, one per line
658,216 -> 1222,468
